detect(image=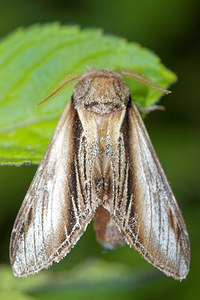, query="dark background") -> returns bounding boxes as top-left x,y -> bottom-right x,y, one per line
0,0 -> 199,299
